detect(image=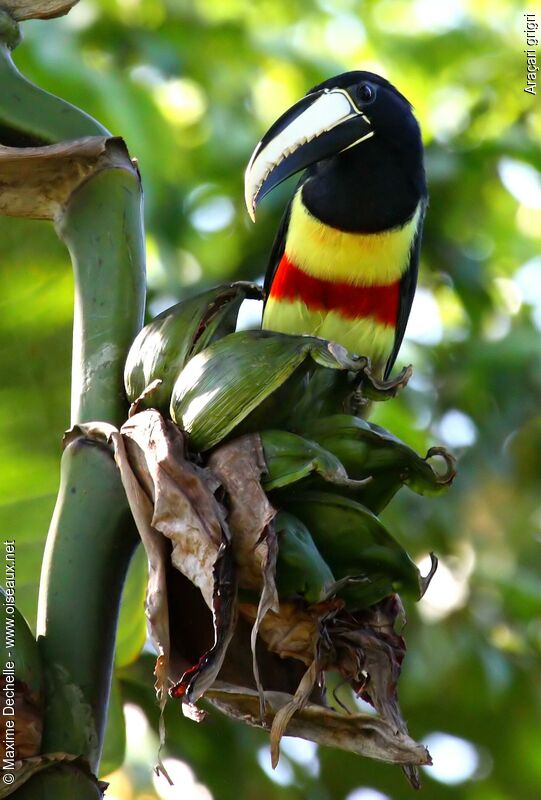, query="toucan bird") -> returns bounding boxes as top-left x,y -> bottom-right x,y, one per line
244,72 -> 427,378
